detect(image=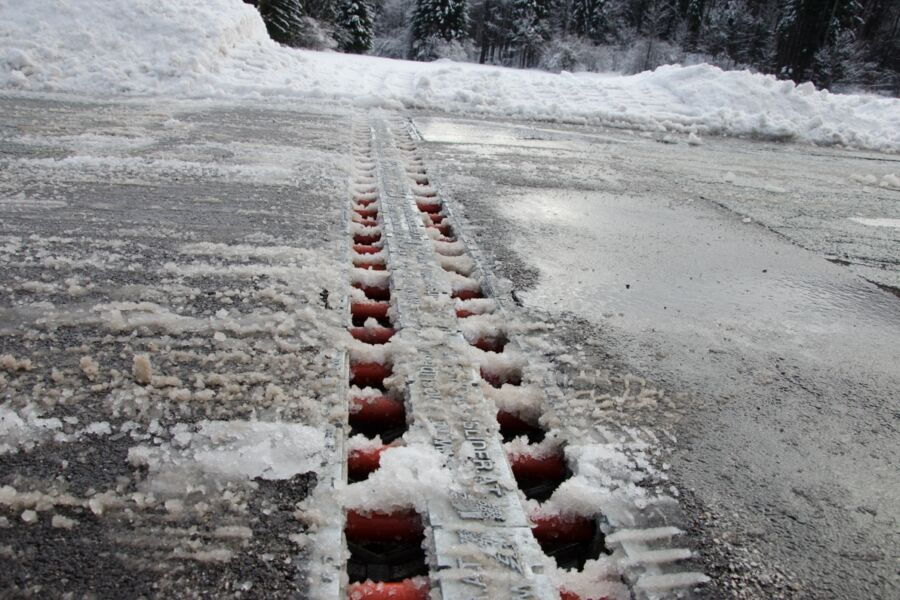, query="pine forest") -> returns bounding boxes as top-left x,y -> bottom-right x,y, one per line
248,0 -> 900,94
